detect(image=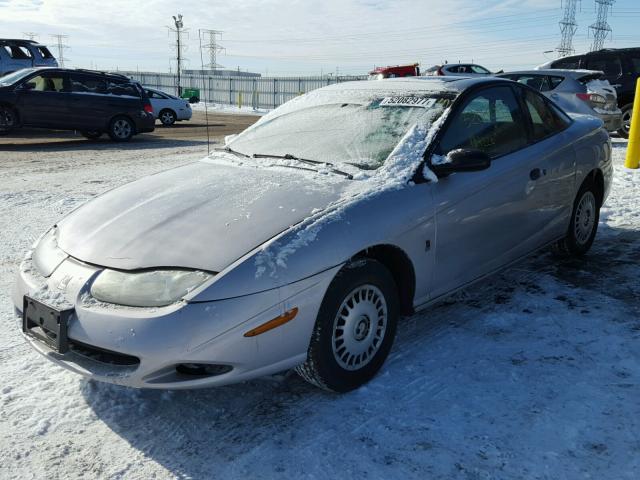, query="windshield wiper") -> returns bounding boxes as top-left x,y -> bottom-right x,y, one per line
252,153 -> 353,179
214,146 -> 252,159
